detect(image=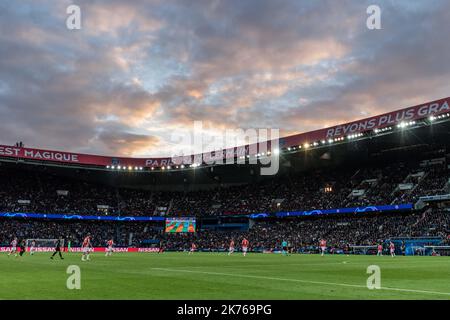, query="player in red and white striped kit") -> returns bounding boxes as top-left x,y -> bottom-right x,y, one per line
105,239 -> 114,257
7,237 -> 18,258
389,242 -> 395,257
228,240 -> 235,256
189,243 -> 196,255
81,235 -> 92,261
377,244 -> 383,256
241,238 -> 249,257
319,239 -> 327,256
